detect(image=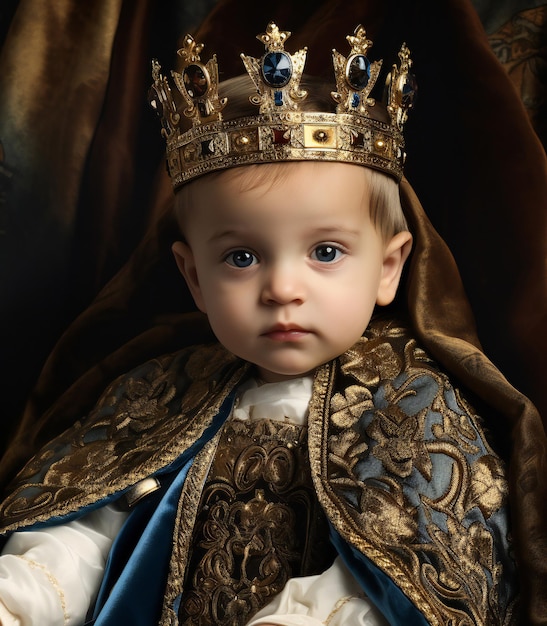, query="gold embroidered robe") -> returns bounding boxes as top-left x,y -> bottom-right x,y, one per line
0,319 -> 518,625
